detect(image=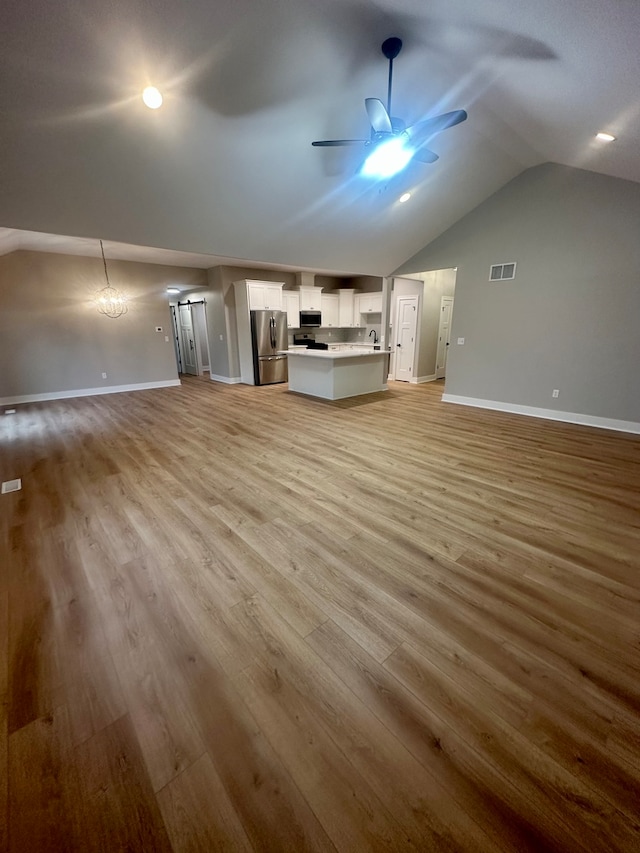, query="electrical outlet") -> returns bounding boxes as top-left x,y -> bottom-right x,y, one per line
165,335 -> 169,342
457,337 -> 465,345
102,372 -> 107,379
219,334 -> 224,341
552,389 -> 560,398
